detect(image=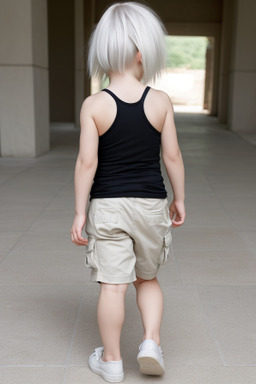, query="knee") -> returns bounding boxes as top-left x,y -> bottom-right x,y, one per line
101,283 -> 128,295
133,276 -> 157,288
134,277 -> 146,286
